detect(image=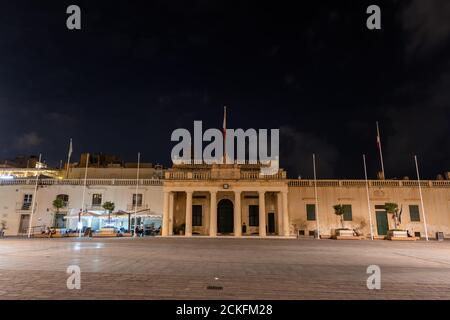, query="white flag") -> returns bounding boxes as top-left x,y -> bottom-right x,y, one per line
68,138 -> 73,158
